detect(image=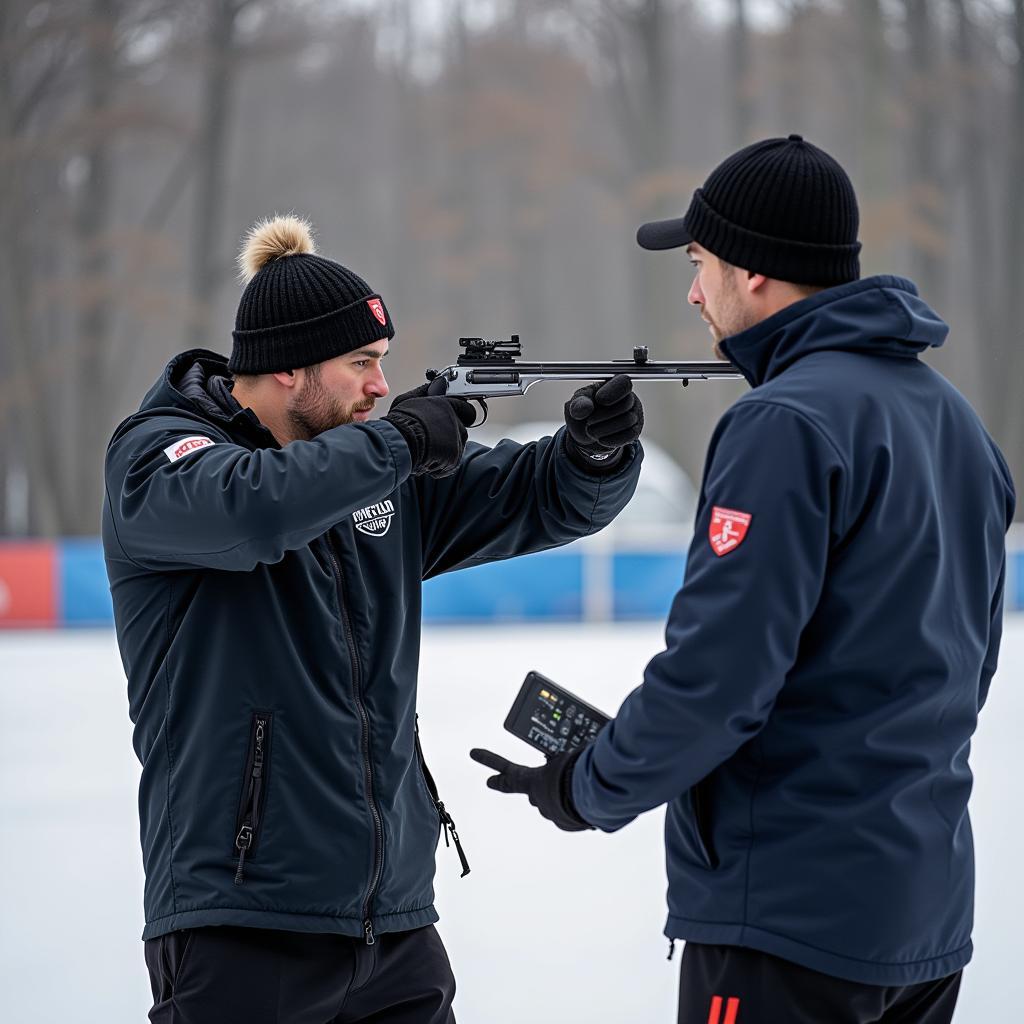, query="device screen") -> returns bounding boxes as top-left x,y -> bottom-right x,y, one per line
504,671 -> 610,758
